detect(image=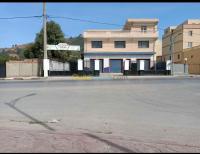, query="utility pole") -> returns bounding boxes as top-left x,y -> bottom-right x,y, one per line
170,33 -> 174,75
43,2 -> 48,77
153,39 -> 156,72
